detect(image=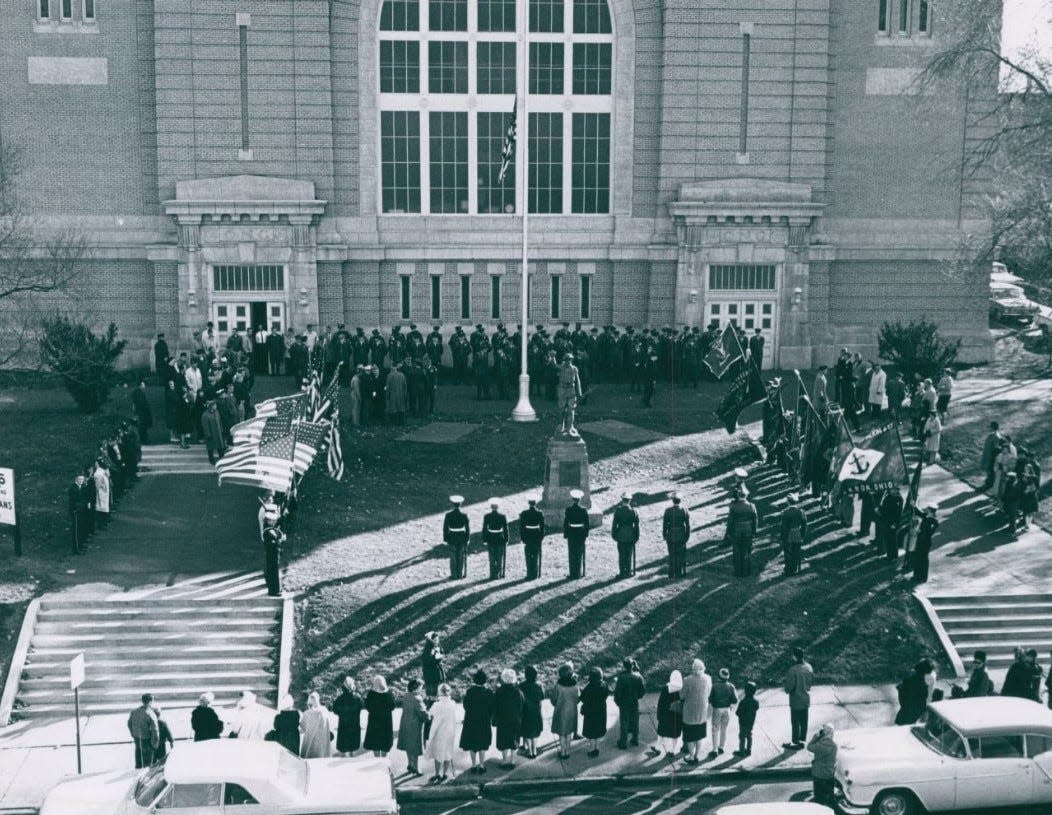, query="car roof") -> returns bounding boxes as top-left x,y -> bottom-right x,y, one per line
930,697 -> 1052,736
165,740 -> 282,785
716,805 -> 832,815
